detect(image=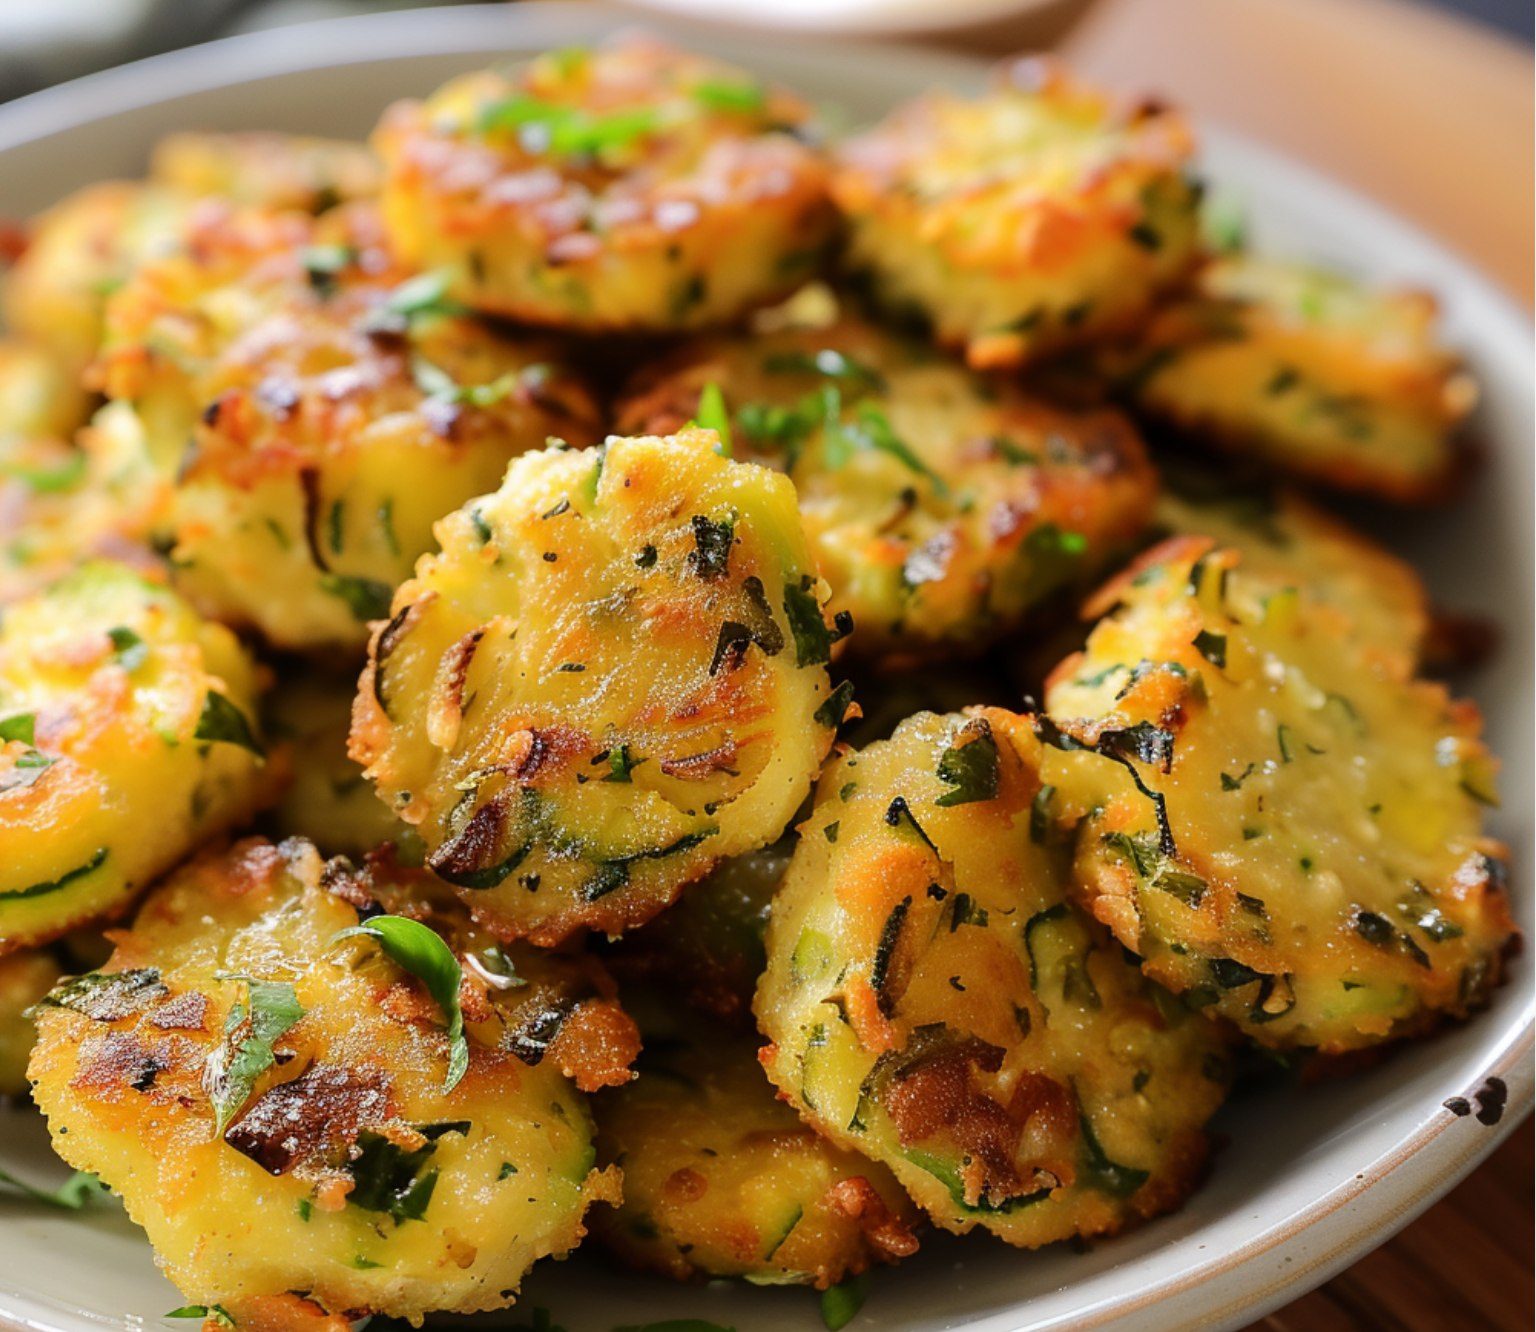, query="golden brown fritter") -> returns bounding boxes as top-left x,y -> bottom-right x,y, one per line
2,182 -> 190,375
0,338 -> 91,443
1113,254 -> 1477,501
1040,537 -> 1514,1053
0,398 -> 169,608
0,562 -> 271,952
1152,471 -> 1430,675
617,314 -> 1156,656
28,837 -> 627,1321
832,58 -> 1201,370
93,201 -> 601,648
756,709 -> 1229,1246
350,428 -> 841,945
593,1021 -> 919,1287
5,135 -> 382,384
149,132 -> 381,214
373,38 -> 836,331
